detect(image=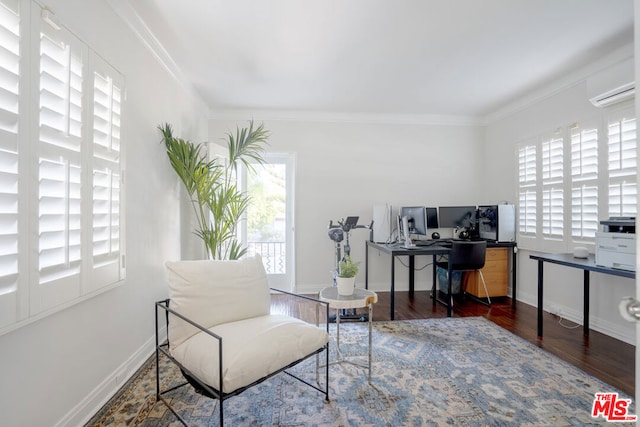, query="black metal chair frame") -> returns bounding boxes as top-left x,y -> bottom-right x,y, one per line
154,288 -> 330,426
